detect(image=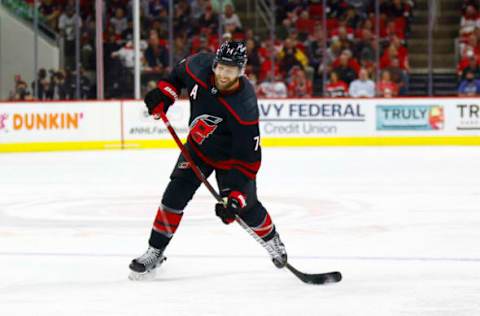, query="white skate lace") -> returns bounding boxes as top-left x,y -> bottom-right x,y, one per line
266,235 -> 286,259
137,247 -> 162,266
